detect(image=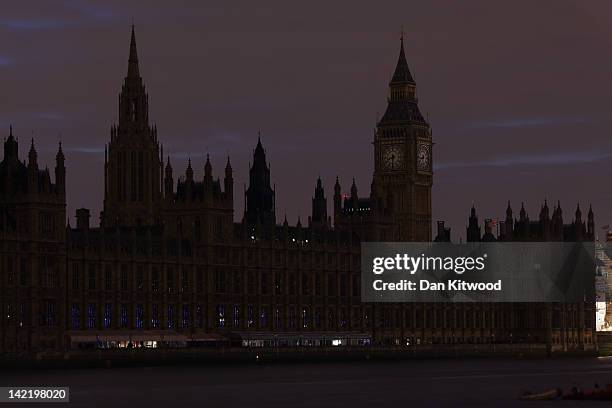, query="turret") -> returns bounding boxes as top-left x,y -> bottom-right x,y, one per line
3,125 -> 18,160
311,176 -> 327,227
185,158 -> 193,182
204,154 -> 212,181
28,138 -> 38,169
587,204 -> 595,238
556,200 -> 563,220
466,204 -> 481,242
575,203 -> 582,224
350,178 -> 358,210
164,156 -> 173,198
539,199 -> 549,221
27,138 -> 38,191
574,203 -> 583,241
333,176 -> 342,220
184,158 -> 193,201
540,199 -> 550,239
55,141 -> 65,194
516,202 -> 529,238
552,201 -> 563,239
504,201 -> 513,240
296,217 -> 303,241
224,156 -> 233,201
202,154 -> 213,202
245,135 -> 275,227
